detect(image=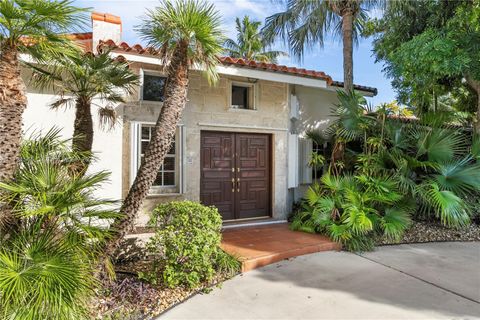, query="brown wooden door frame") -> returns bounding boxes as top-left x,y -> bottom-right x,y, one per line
200,130 -> 272,220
